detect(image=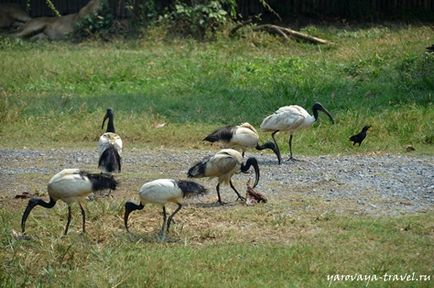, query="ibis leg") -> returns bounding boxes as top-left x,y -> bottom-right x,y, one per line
160,206 -> 168,240
216,183 -> 226,205
79,203 -> 86,233
271,131 -> 281,164
230,181 -> 245,201
64,206 -> 72,236
288,134 -> 300,161
167,203 -> 182,232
